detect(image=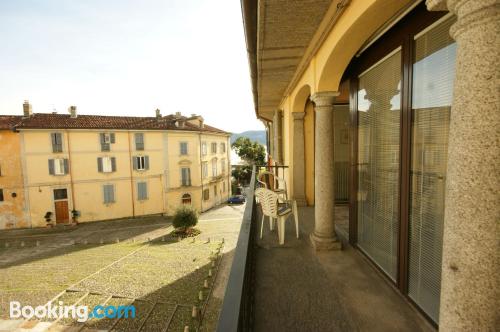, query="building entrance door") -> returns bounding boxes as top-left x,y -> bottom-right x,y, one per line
53,189 -> 69,224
